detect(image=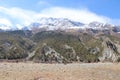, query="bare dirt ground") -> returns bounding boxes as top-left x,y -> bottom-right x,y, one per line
0,62 -> 120,80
